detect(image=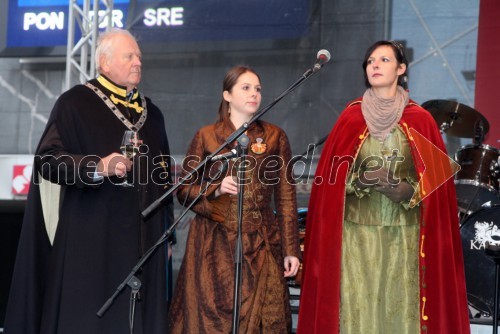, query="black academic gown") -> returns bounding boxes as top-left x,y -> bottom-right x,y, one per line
3,77 -> 173,334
